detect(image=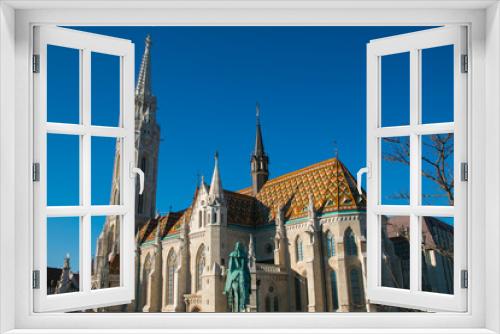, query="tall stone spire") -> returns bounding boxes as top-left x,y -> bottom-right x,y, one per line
251,103 -> 269,195
209,152 -> 224,204
133,33 -> 160,228
254,103 -> 265,156
136,34 -> 152,97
